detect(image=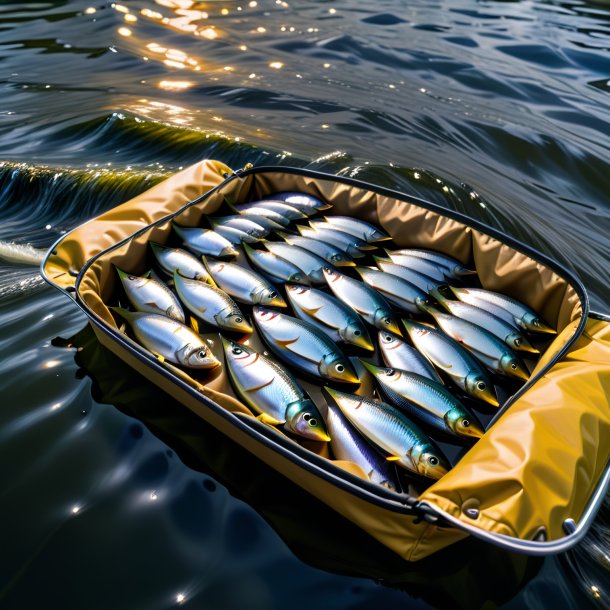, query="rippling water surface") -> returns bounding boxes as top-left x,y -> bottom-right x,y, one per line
1,1 -> 610,608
